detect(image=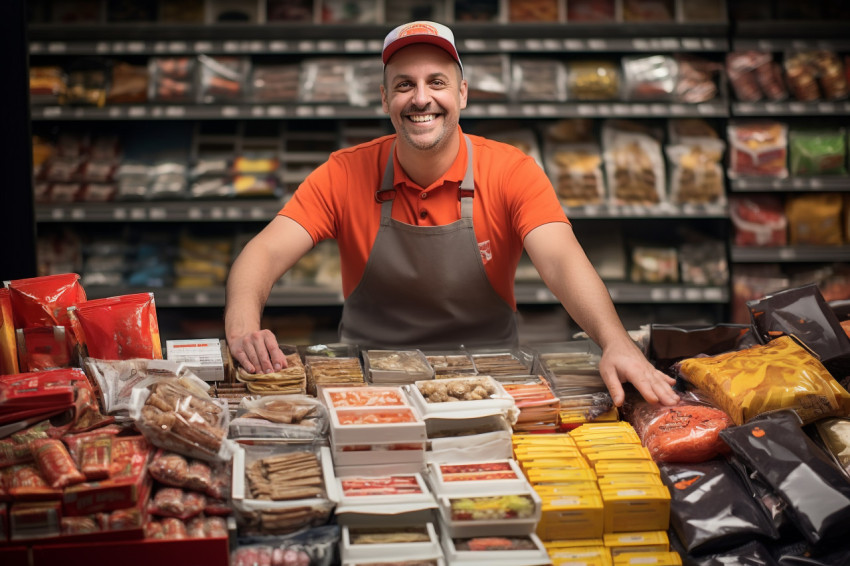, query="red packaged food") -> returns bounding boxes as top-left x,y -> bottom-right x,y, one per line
184,459 -> 212,493
161,516 -> 188,539
628,396 -> 733,463
78,436 -> 113,481
0,288 -> 19,375
7,273 -> 86,329
15,326 -> 73,371
30,438 -> 86,489
727,122 -> 789,179
62,425 -> 122,464
0,420 -> 49,468
2,464 -> 61,499
148,449 -> 189,487
0,370 -> 77,426
70,292 -> 162,360
730,195 -> 788,247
